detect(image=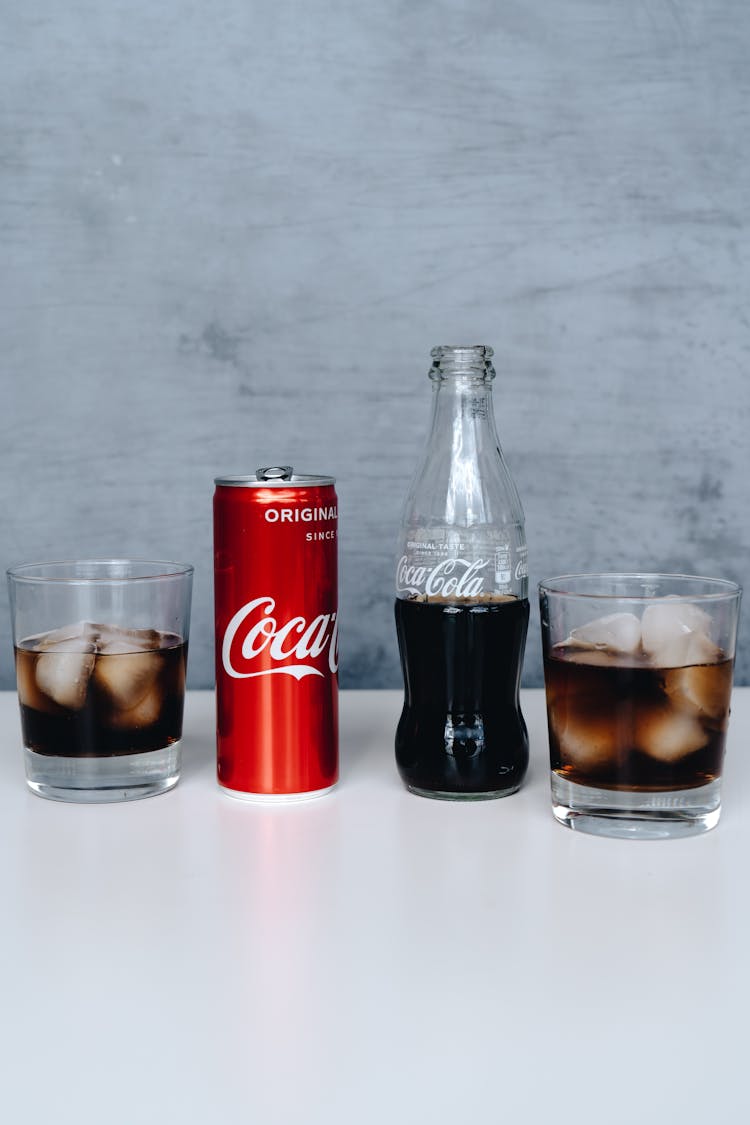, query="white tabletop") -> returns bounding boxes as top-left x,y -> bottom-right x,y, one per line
1,688 -> 749,1124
